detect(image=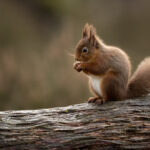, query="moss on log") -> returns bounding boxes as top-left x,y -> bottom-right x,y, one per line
0,96 -> 150,150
